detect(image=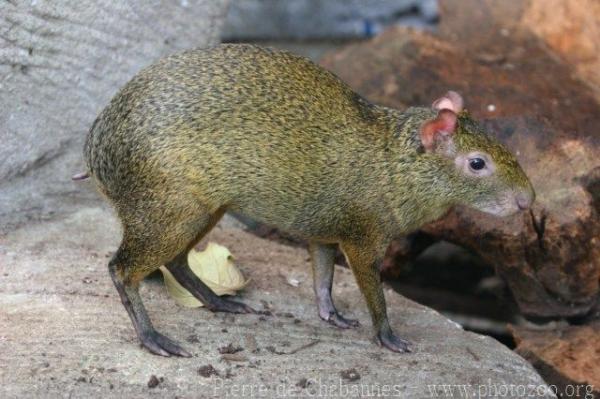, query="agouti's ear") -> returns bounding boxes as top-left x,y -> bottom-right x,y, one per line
420,109 -> 457,152
432,91 -> 463,113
